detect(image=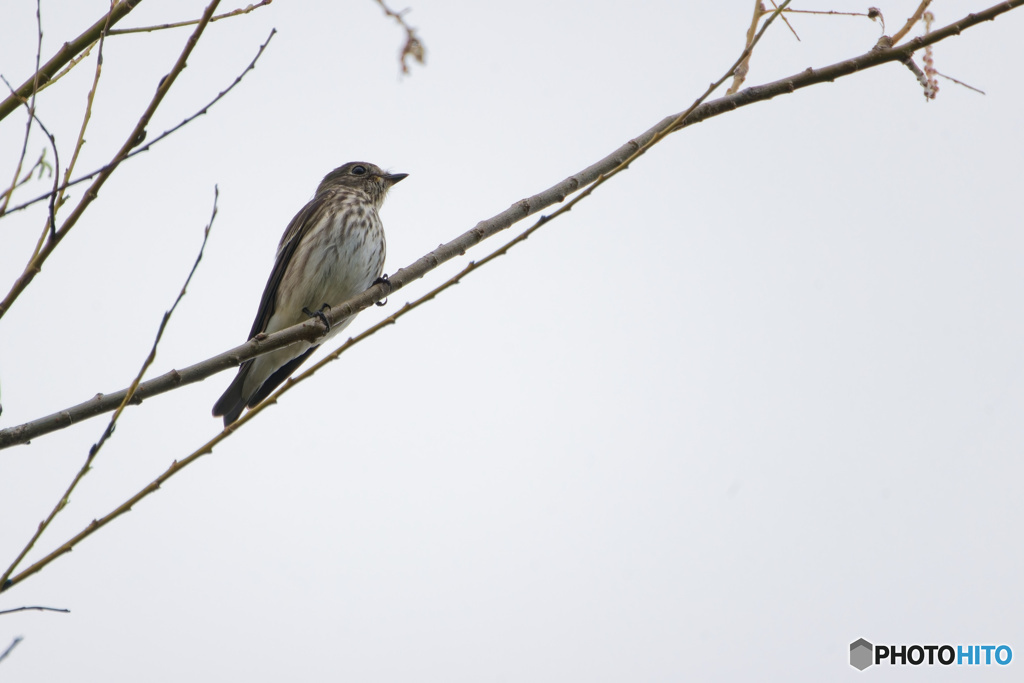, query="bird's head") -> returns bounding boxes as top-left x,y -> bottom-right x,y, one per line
317,162 -> 408,208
